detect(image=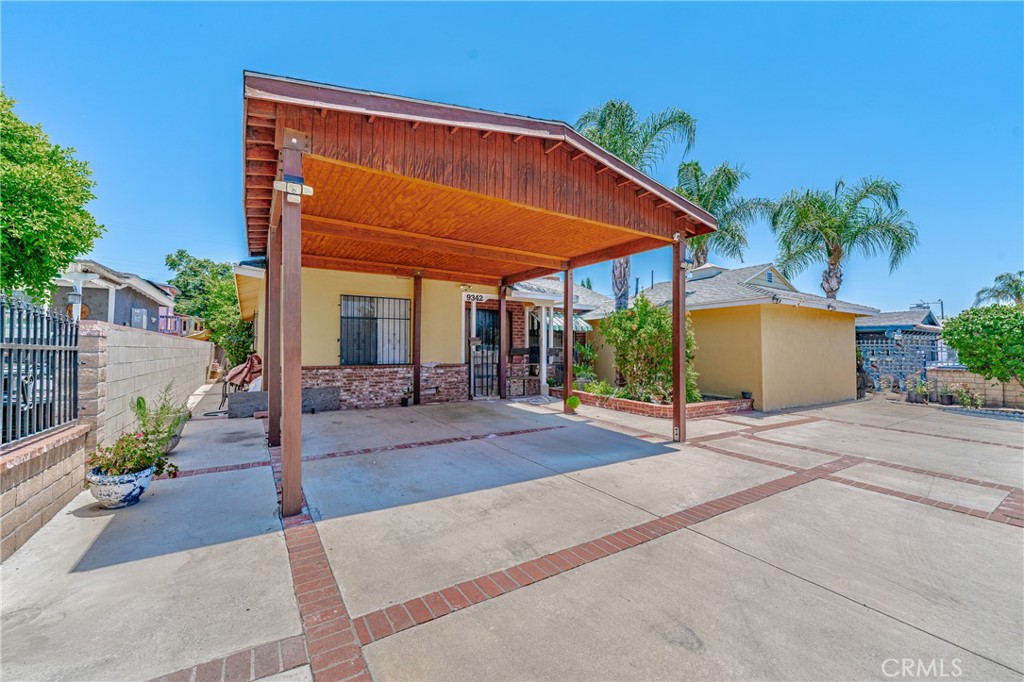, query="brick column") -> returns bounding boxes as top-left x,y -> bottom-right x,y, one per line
77,321 -> 108,450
